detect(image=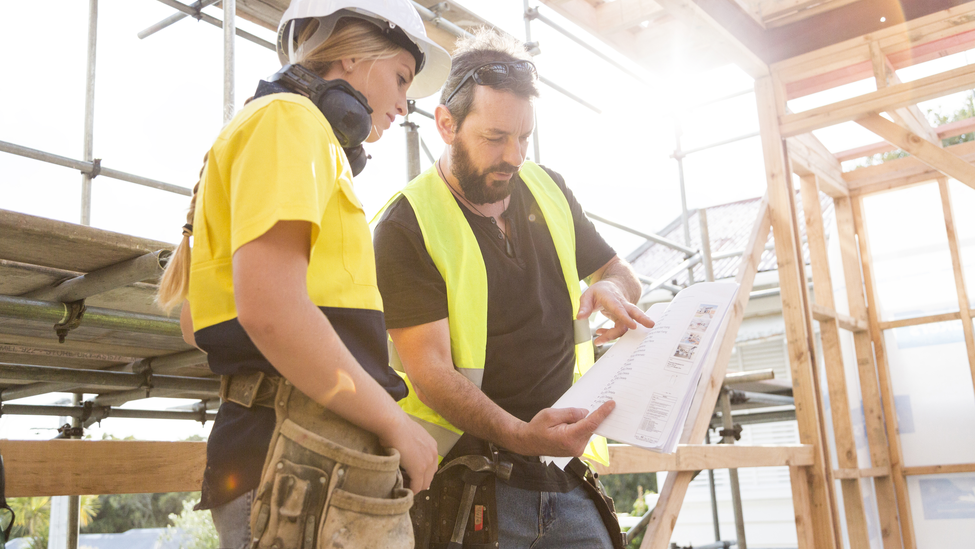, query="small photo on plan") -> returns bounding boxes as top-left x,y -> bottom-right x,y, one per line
696,304 -> 718,318
673,343 -> 697,360
681,331 -> 702,345
689,317 -> 710,331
